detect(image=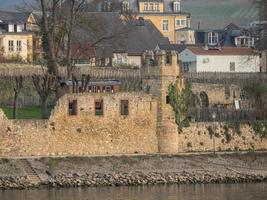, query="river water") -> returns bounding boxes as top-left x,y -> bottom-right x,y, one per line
0,183 -> 266,200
